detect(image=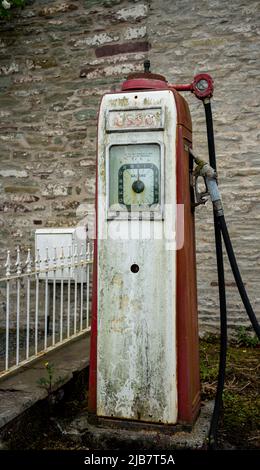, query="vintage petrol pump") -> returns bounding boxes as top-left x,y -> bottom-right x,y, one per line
88,63 -> 218,427
88,61 -> 260,443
